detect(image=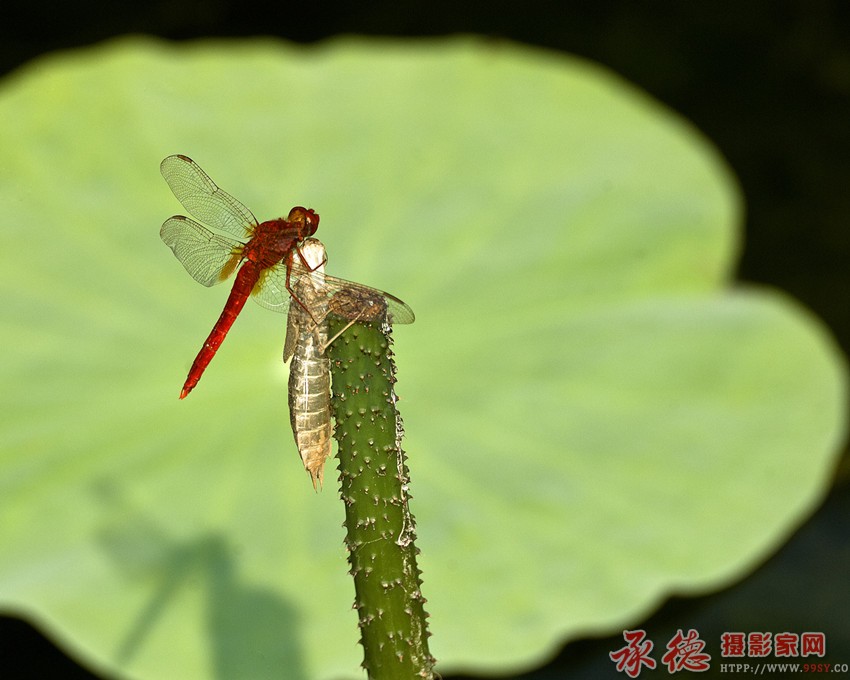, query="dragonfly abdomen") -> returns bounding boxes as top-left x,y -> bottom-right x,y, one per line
180,263 -> 260,399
